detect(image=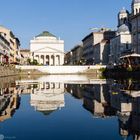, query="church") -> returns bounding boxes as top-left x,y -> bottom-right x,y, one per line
131,0 -> 140,54
30,31 -> 64,66
109,0 -> 140,67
